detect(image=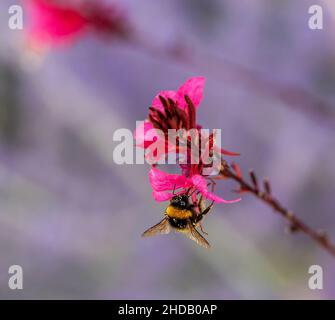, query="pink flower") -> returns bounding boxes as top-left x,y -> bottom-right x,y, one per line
24,0 -> 128,47
134,77 -> 204,148
149,167 -> 241,204
134,77 -> 239,158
